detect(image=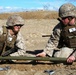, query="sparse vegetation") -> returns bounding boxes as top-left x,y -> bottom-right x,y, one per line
0,10 -> 58,19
